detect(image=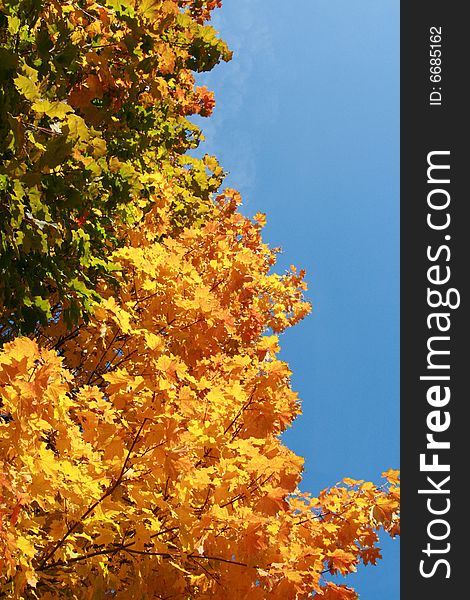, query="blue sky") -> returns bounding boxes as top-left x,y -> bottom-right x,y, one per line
193,1 -> 399,596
